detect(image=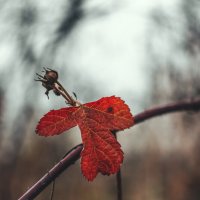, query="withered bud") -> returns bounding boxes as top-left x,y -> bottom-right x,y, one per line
35,68 -> 60,99
43,69 -> 58,84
